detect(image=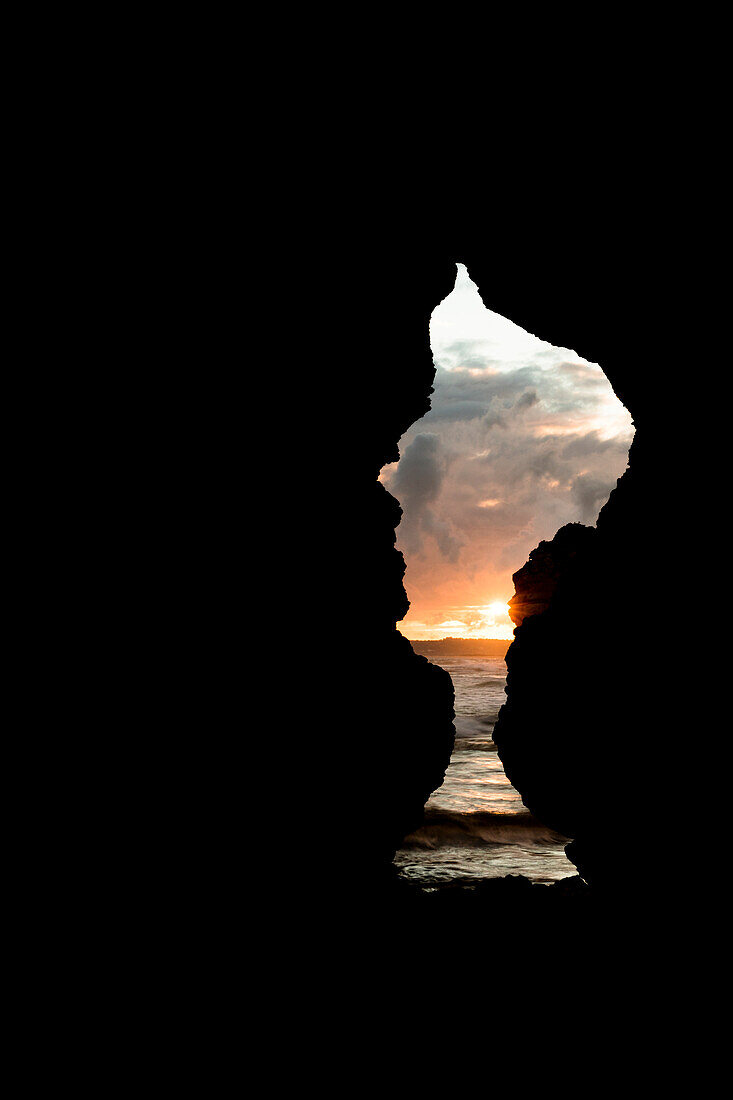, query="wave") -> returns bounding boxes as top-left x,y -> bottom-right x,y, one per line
452,738 -> 498,752
454,715 -> 496,738
400,808 -> 568,850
